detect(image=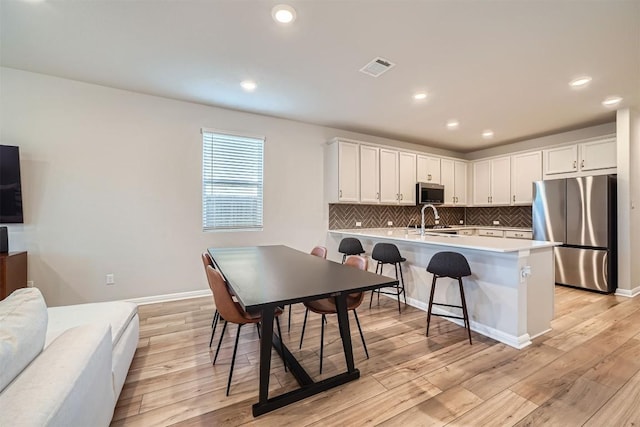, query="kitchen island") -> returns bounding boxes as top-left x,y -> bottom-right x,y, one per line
327,228 -> 558,349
